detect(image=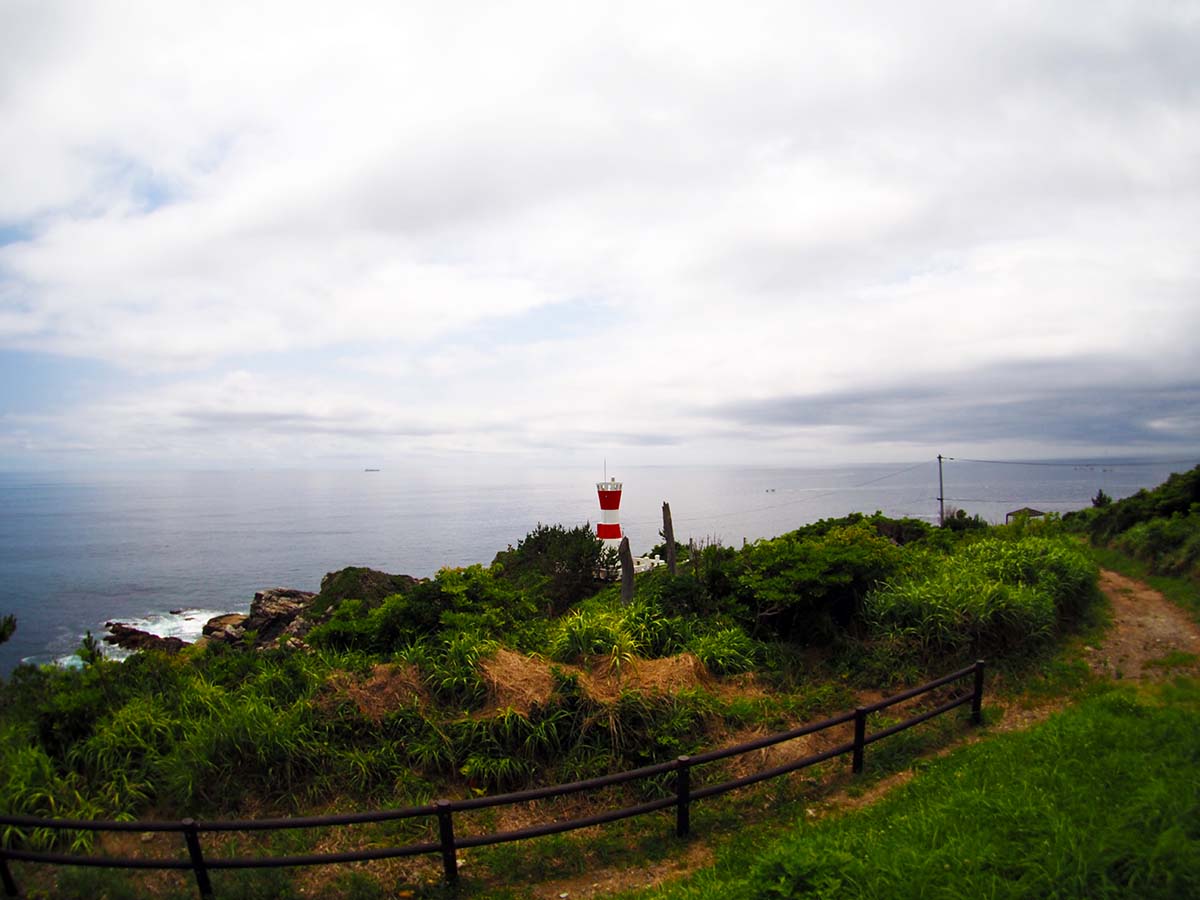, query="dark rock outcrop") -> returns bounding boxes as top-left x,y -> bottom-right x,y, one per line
199,567 -> 421,652
202,613 -> 248,643
202,590 -> 315,649
313,567 -> 420,616
243,587 -> 316,644
104,622 -> 188,654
